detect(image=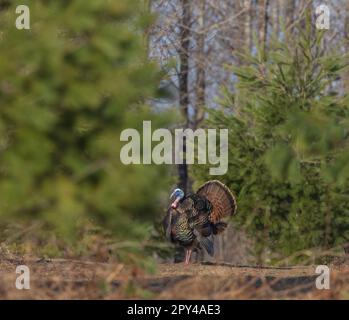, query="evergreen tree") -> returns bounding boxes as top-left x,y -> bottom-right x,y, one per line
194,19 -> 349,264
0,1 -> 172,245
